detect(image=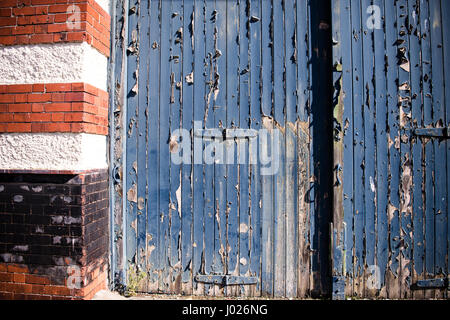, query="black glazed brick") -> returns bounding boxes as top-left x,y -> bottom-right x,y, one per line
0,170 -> 108,268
